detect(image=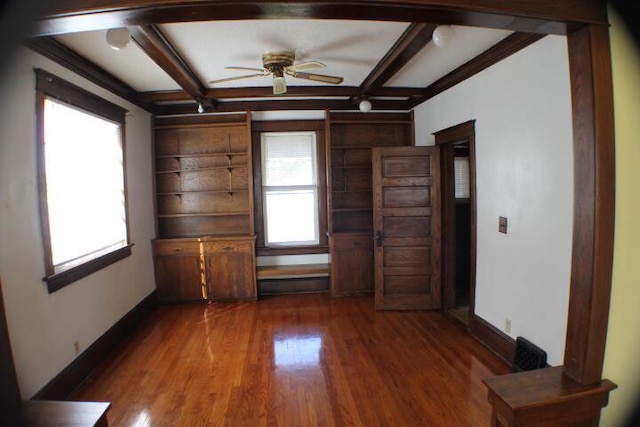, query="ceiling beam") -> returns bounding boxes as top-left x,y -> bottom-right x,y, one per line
407,32 -> 546,109
358,23 -> 437,98
28,1 -> 604,37
23,36 -> 143,108
153,98 -> 411,115
138,86 -> 423,103
129,24 -> 210,106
